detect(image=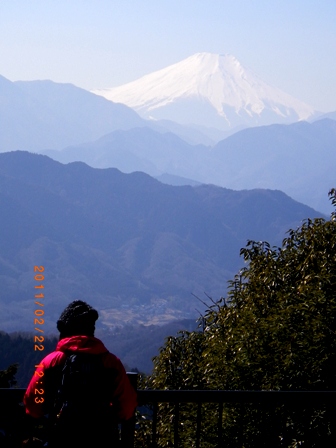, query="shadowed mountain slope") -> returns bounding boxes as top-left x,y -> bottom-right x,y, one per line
0,151 -> 325,332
